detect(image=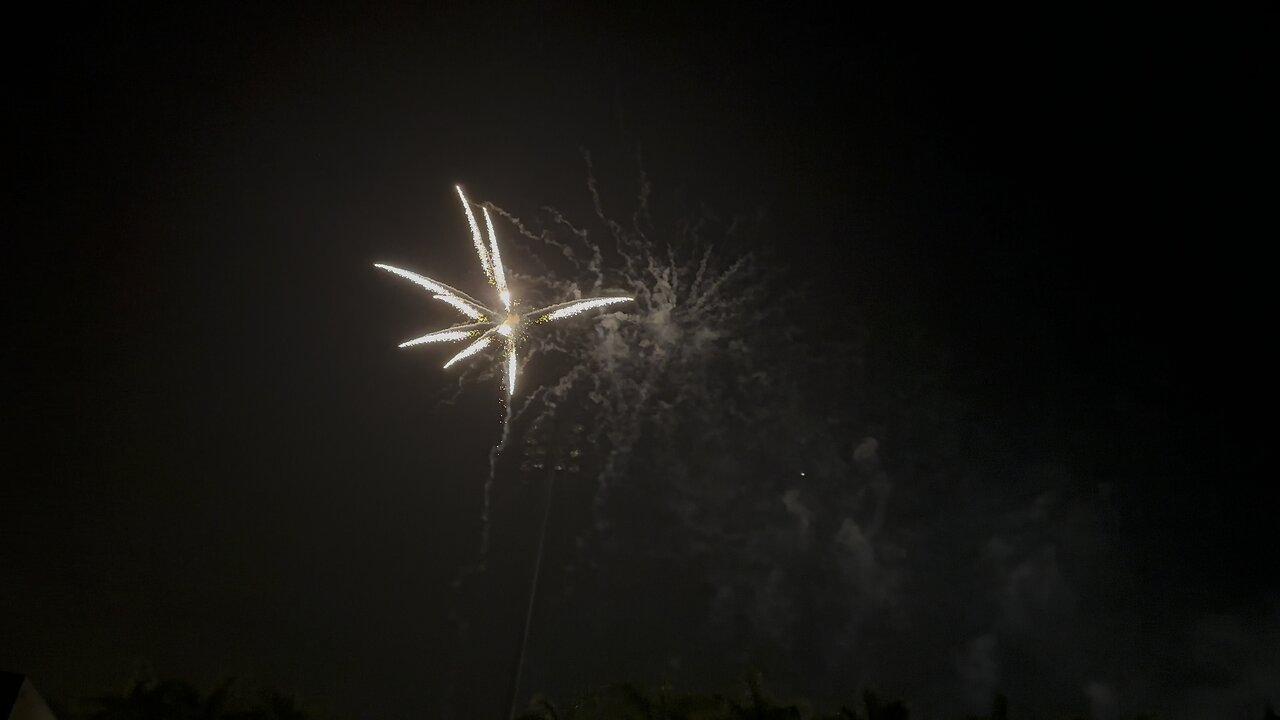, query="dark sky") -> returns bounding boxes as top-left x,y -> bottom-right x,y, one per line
6,6 -> 1276,719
